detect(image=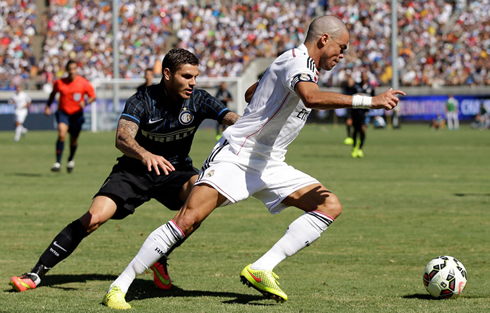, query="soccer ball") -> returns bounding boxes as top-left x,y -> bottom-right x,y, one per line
423,255 -> 468,299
